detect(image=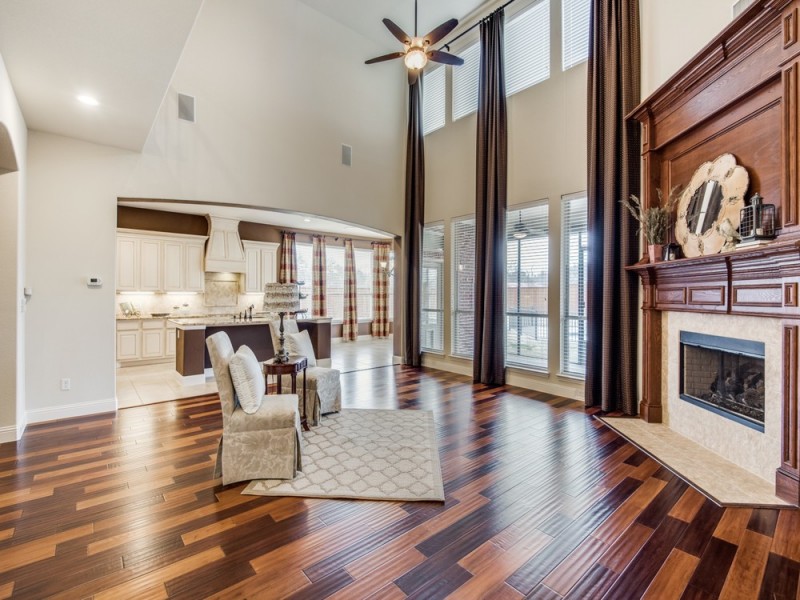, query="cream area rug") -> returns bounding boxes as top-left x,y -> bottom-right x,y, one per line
243,409 -> 445,502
